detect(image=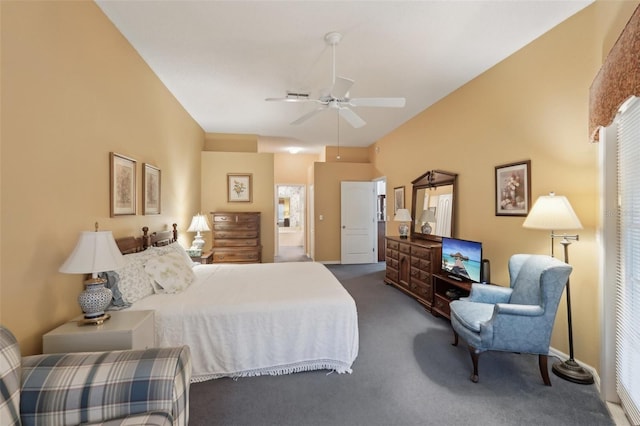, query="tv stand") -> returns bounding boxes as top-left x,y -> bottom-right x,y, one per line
432,273 -> 472,319
447,274 -> 463,282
